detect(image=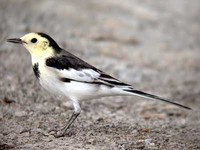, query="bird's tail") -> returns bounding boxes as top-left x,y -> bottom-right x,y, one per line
122,88 -> 191,110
